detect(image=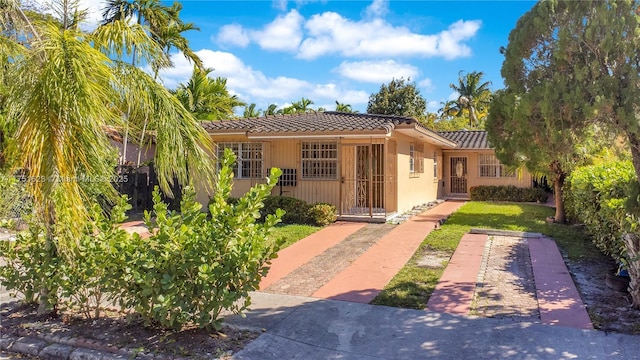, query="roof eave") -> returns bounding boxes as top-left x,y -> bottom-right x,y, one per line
395,124 -> 457,148
247,130 -> 391,140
